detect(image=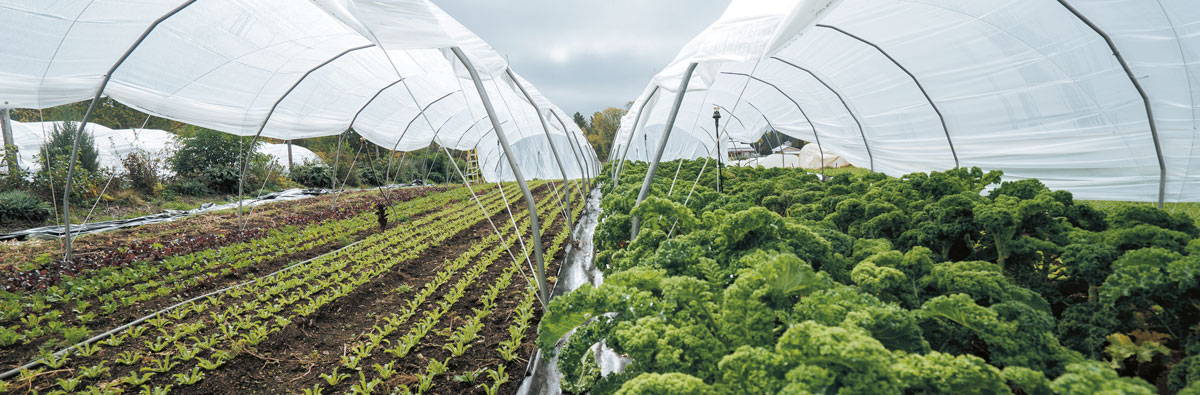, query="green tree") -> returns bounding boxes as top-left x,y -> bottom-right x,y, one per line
572,111 -> 590,132
171,127 -> 262,193
40,121 -> 99,173
587,107 -> 624,159
13,98 -> 182,131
